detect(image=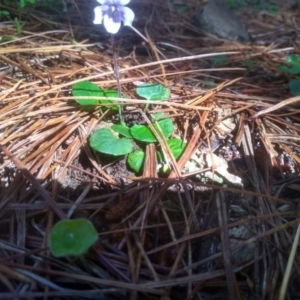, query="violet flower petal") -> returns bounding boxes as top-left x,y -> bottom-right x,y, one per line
103,14 -> 121,34
120,6 -> 134,26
